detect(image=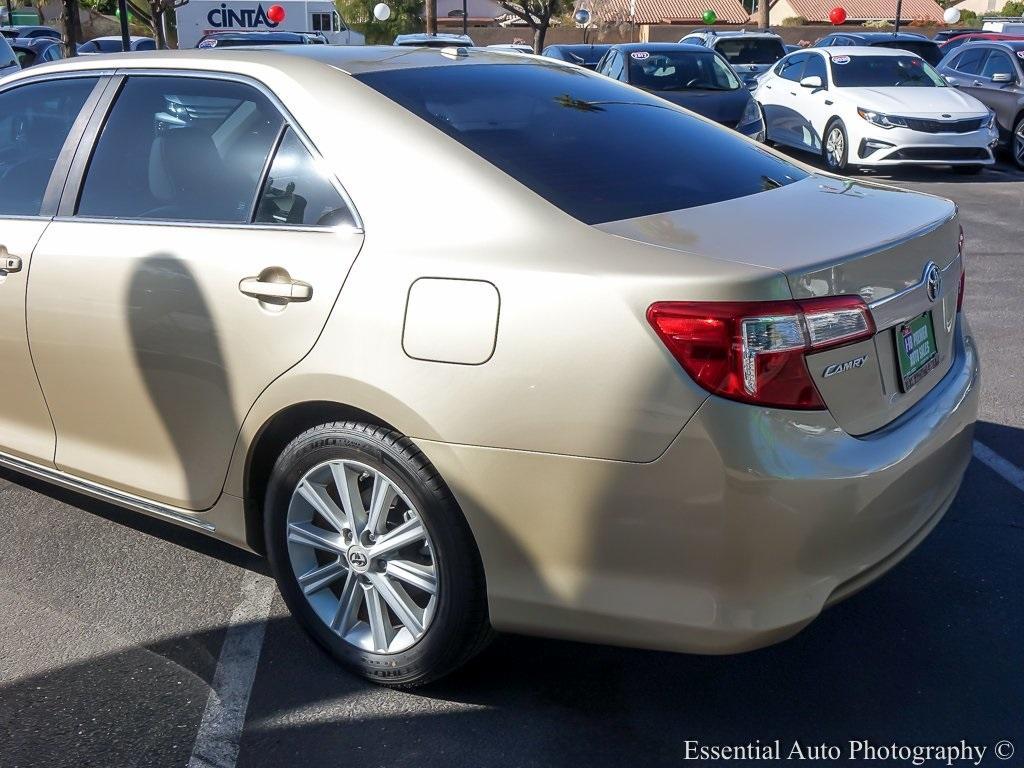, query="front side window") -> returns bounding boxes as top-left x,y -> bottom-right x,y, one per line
715,37 -> 785,65
255,129 -> 352,227
77,77 -> 285,223
830,55 -> 946,87
0,78 -> 98,216
356,63 -> 806,224
802,53 -> 827,84
953,47 -> 987,75
627,51 -> 739,91
981,51 -> 1015,79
